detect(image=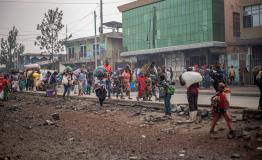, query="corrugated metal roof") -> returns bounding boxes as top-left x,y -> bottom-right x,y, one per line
121,41 -> 227,57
